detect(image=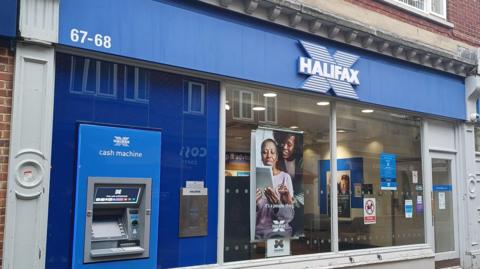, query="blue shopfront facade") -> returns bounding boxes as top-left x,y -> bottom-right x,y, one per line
47,0 -> 466,268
